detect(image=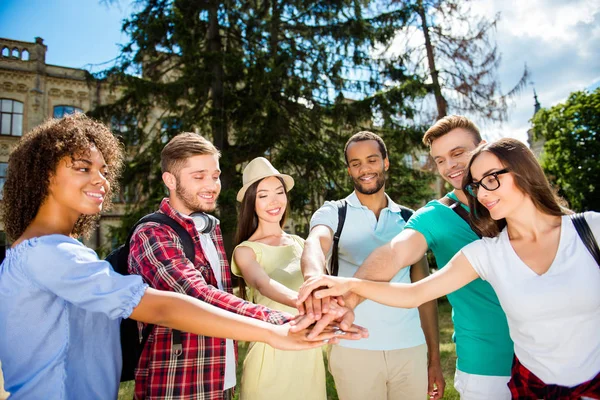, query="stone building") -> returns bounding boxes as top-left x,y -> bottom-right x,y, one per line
0,37 -> 127,259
